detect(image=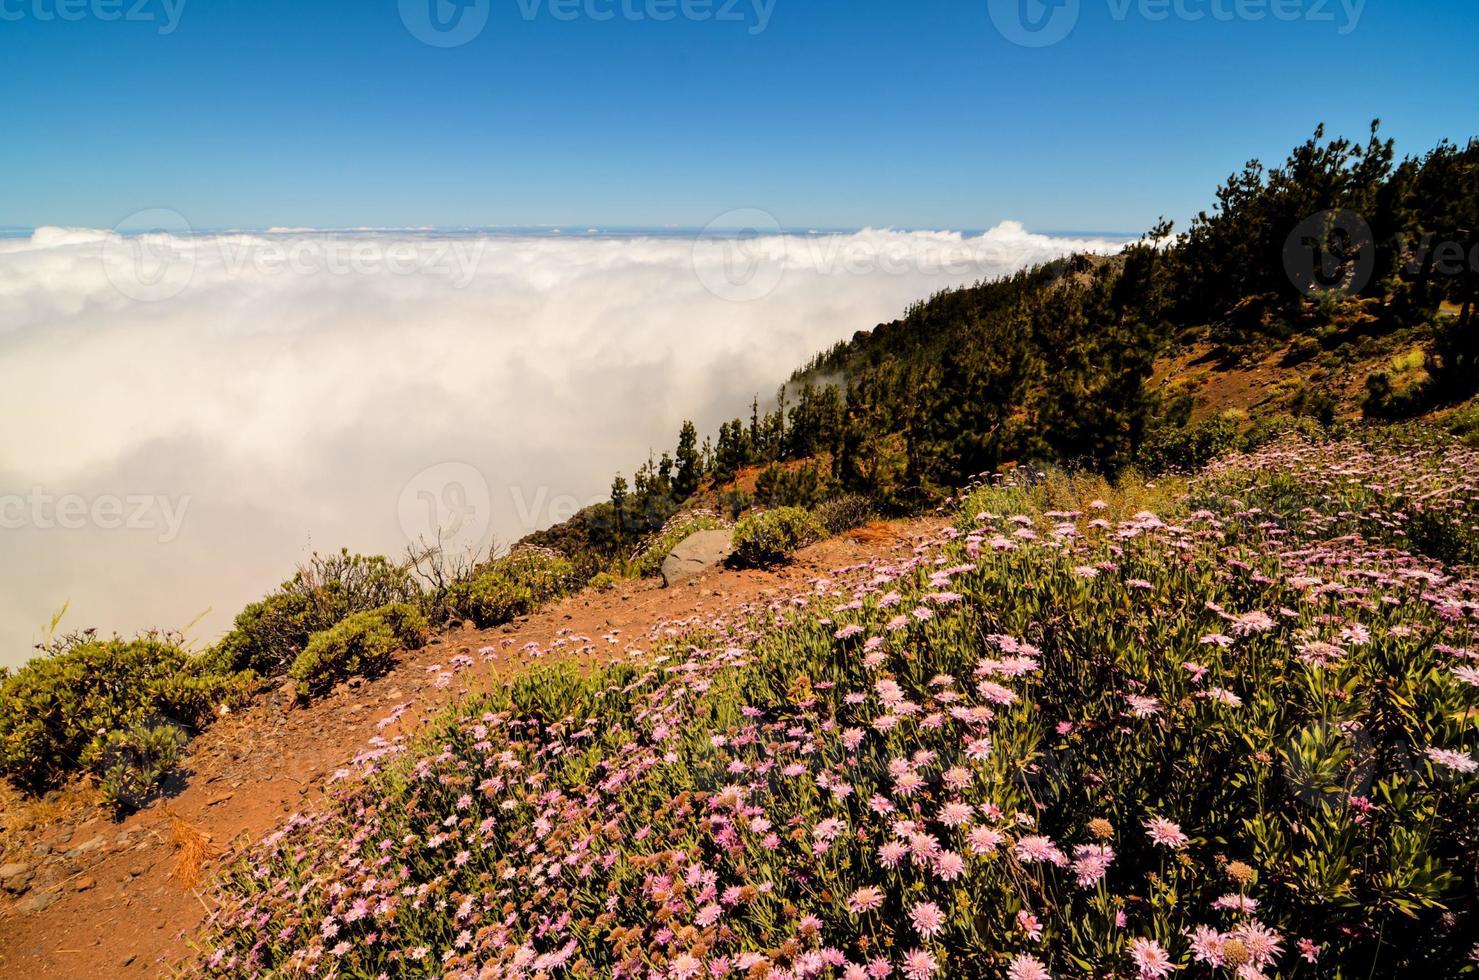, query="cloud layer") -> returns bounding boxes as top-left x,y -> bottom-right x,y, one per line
0,223 -> 1127,667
